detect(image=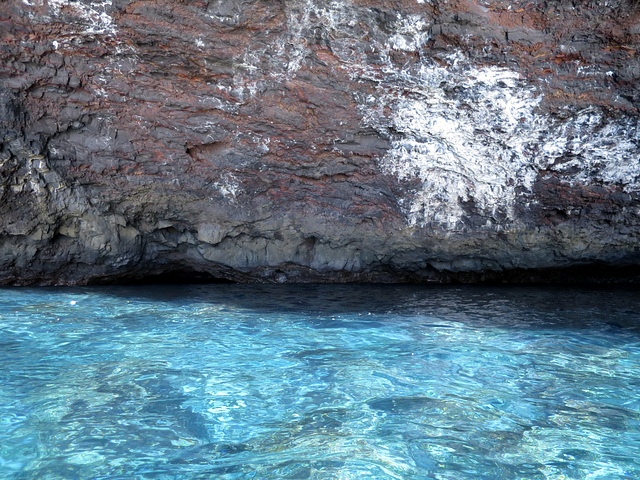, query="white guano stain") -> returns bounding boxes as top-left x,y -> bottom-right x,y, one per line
48,0 -> 117,36
388,15 -> 431,52
292,0 -> 639,229
263,1 -> 640,228
371,53 -> 640,228
281,0 -> 313,76
213,173 -> 241,202
372,58 -> 547,228
540,109 -> 640,188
